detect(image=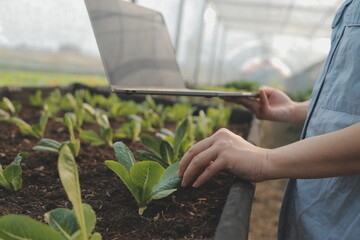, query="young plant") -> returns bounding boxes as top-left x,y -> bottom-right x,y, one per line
114,115 -> 142,143
29,90 -> 43,107
164,102 -> 194,122
206,105 -> 232,129
83,90 -> 108,108
137,119 -> 189,168
1,110 -> 49,139
43,89 -> 62,118
194,110 -> 212,140
79,110 -> 113,147
0,152 -> 28,191
0,97 -> 21,117
105,142 -> 181,215
142,109 -> 163,130
108,100 -> 140,119
33,113 -> 81,157
0,145 -> 102,240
